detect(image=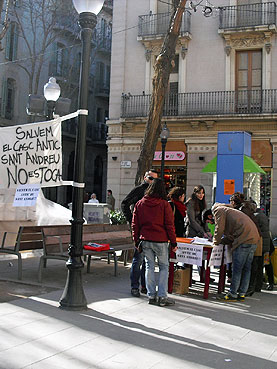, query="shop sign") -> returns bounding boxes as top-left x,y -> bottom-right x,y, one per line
153,151 -> 185,161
